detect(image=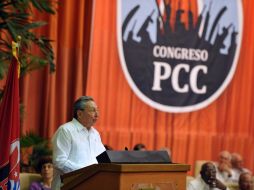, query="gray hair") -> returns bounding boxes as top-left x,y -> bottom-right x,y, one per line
219,150 -> 232,160
73,96 -> 94,119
